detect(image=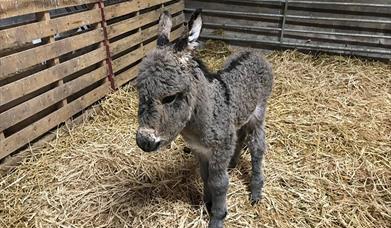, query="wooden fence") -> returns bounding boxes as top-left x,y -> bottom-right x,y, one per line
185,0 -> 391,59
0,0 -> 185,160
